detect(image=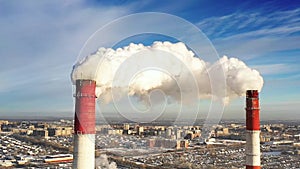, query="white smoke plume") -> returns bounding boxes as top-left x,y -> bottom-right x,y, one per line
71,41 -> 263,104
96,154 -> 117,169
